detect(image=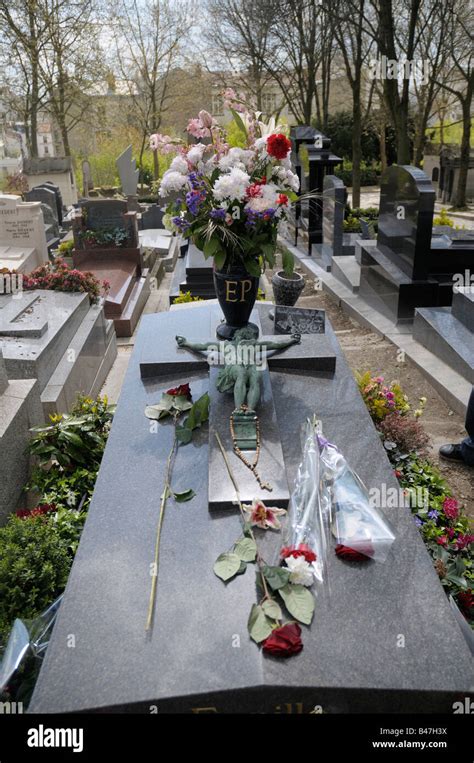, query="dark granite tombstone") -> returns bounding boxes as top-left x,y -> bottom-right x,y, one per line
170,243 -> 215,302
359,166 -> 474,323
28,302 -> 474,713
140,204 -> 164,230
36,181 -> 64,227
25,187 -> 60,252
